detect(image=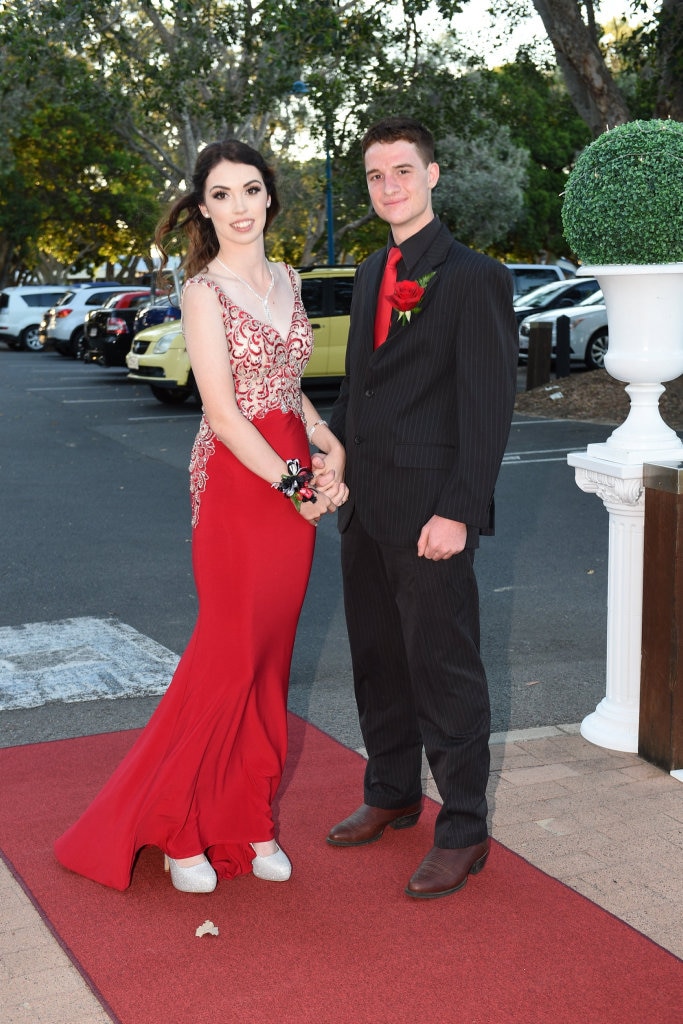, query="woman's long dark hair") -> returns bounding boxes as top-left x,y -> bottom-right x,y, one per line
155,140 -> 280,282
